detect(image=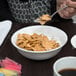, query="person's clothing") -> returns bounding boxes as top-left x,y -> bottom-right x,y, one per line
7,0 -> 53,23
